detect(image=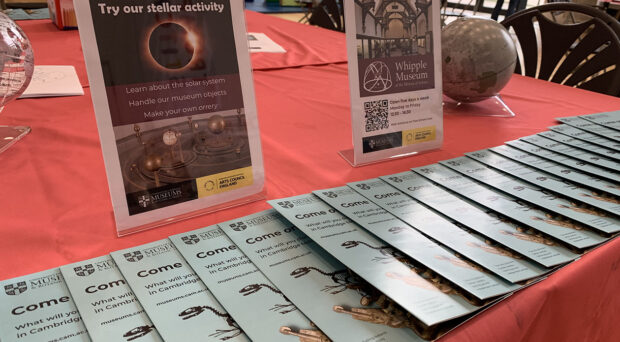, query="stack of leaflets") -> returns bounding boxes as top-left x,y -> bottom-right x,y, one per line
2,111 -> 619,341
